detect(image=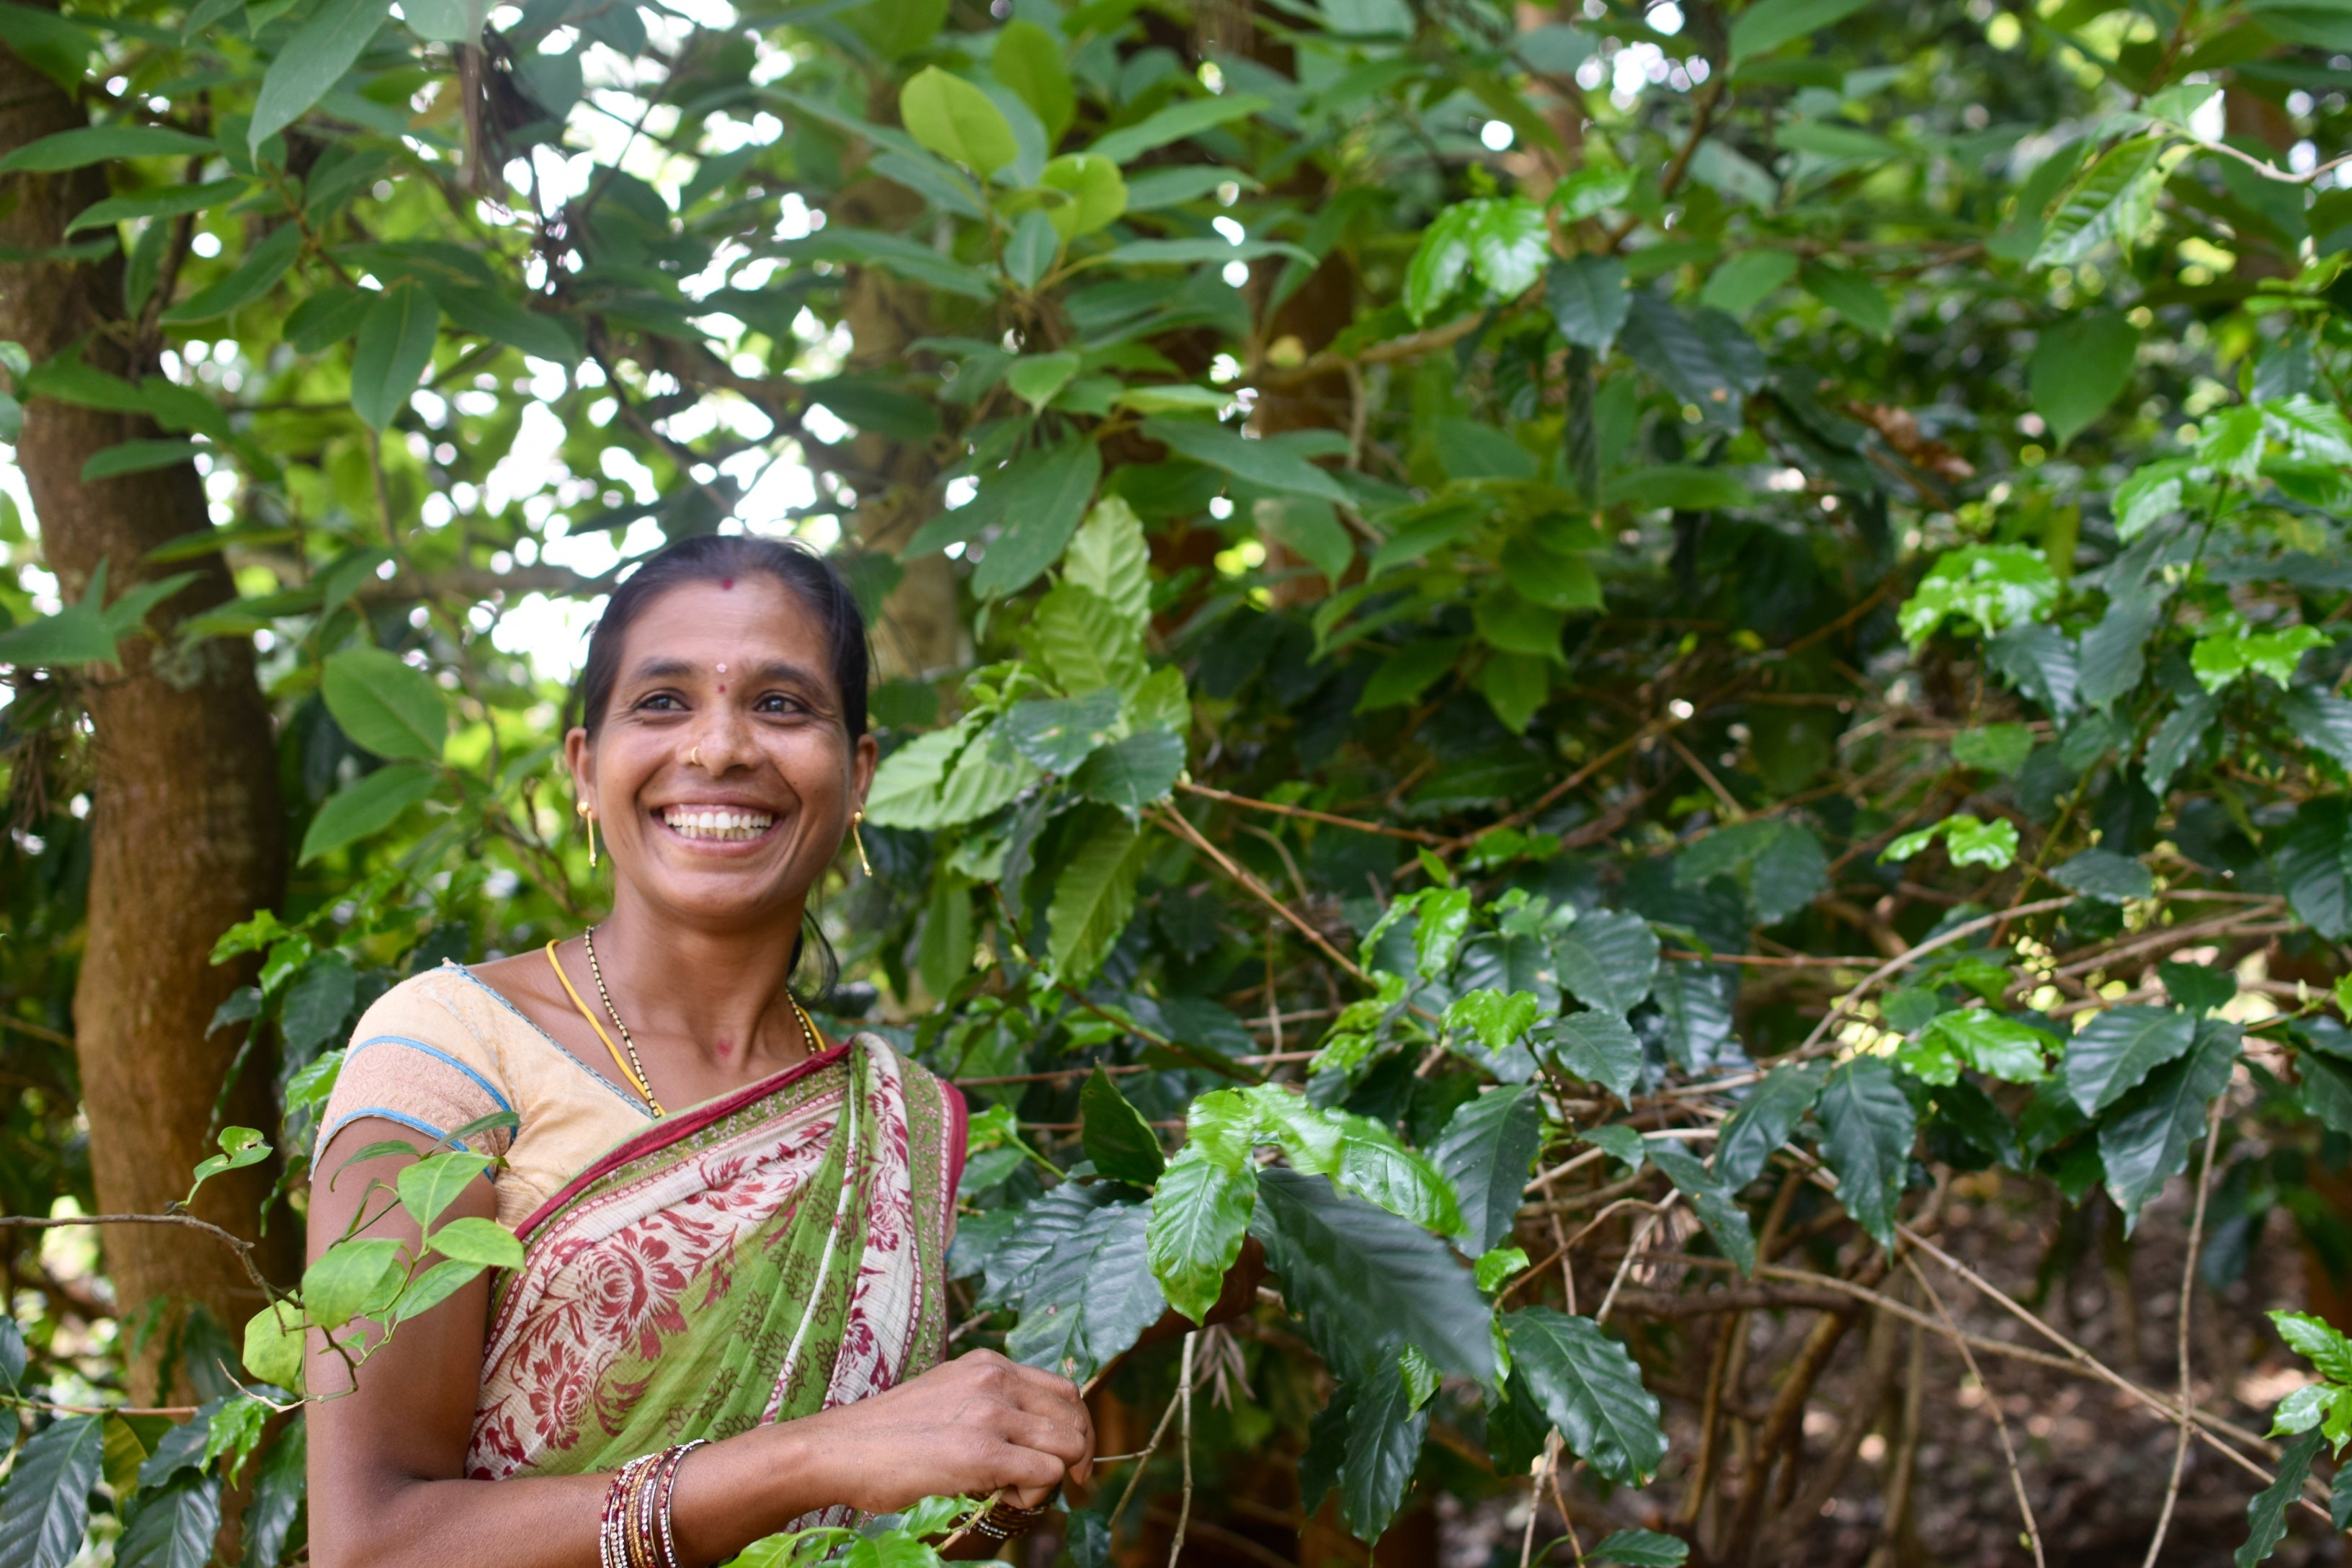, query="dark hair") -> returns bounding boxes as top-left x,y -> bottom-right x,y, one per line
572,533 -> 870,741
569,533 -> 871,1003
